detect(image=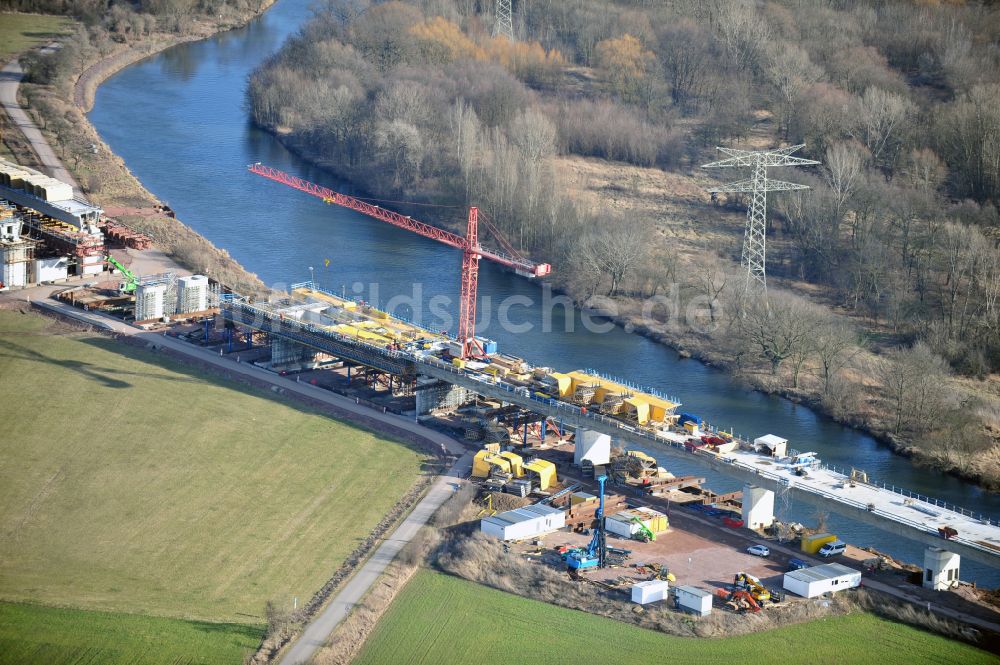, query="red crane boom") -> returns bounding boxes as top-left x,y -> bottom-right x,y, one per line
248,163 -> 552,357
